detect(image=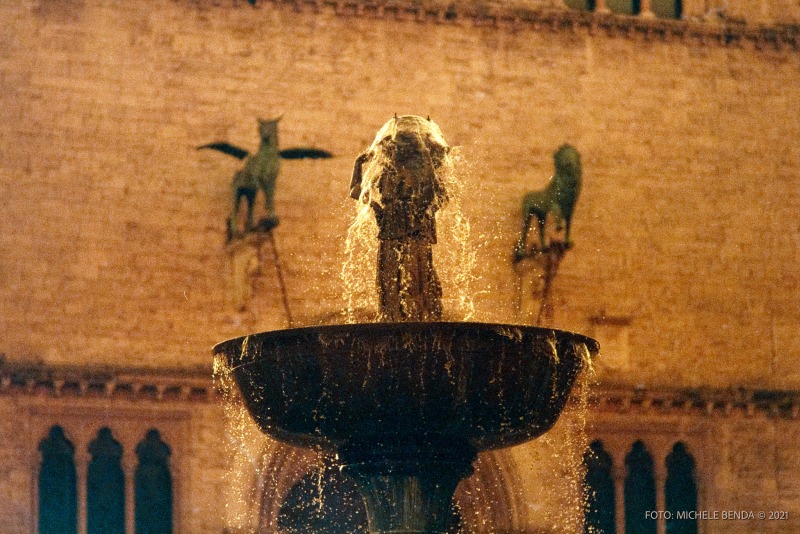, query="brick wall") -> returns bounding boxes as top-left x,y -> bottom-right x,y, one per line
2,0 -> 798,390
